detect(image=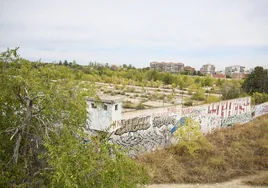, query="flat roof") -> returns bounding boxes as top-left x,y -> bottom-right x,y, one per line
86,95 -> 124,104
